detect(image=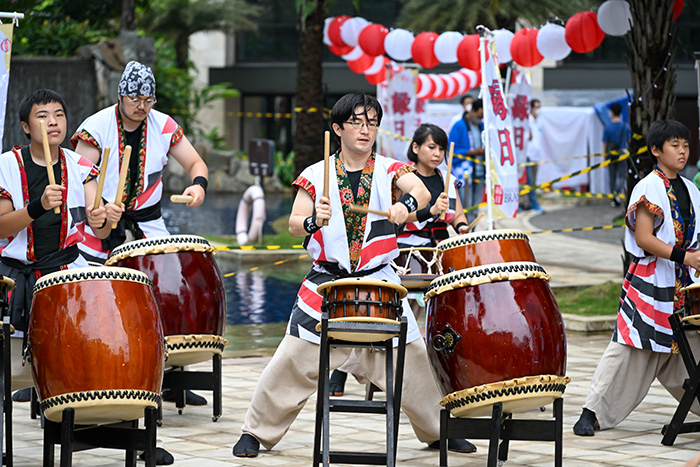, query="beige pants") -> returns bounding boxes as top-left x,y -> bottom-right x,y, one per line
11,338 -> 34,392
242,334 -> 443,450
584,336 -> 700,430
